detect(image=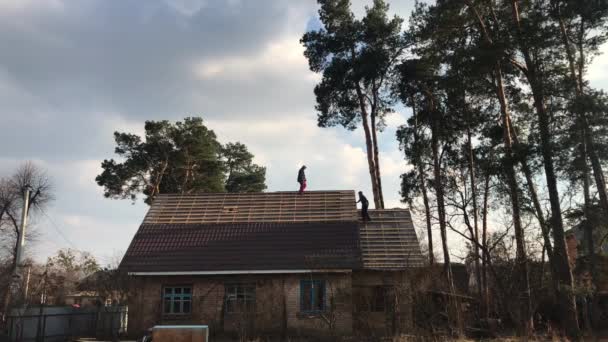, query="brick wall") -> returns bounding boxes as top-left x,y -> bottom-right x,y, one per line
126,273 -> 354,338
284,273 -> 353,336
352,270 -> 414,335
